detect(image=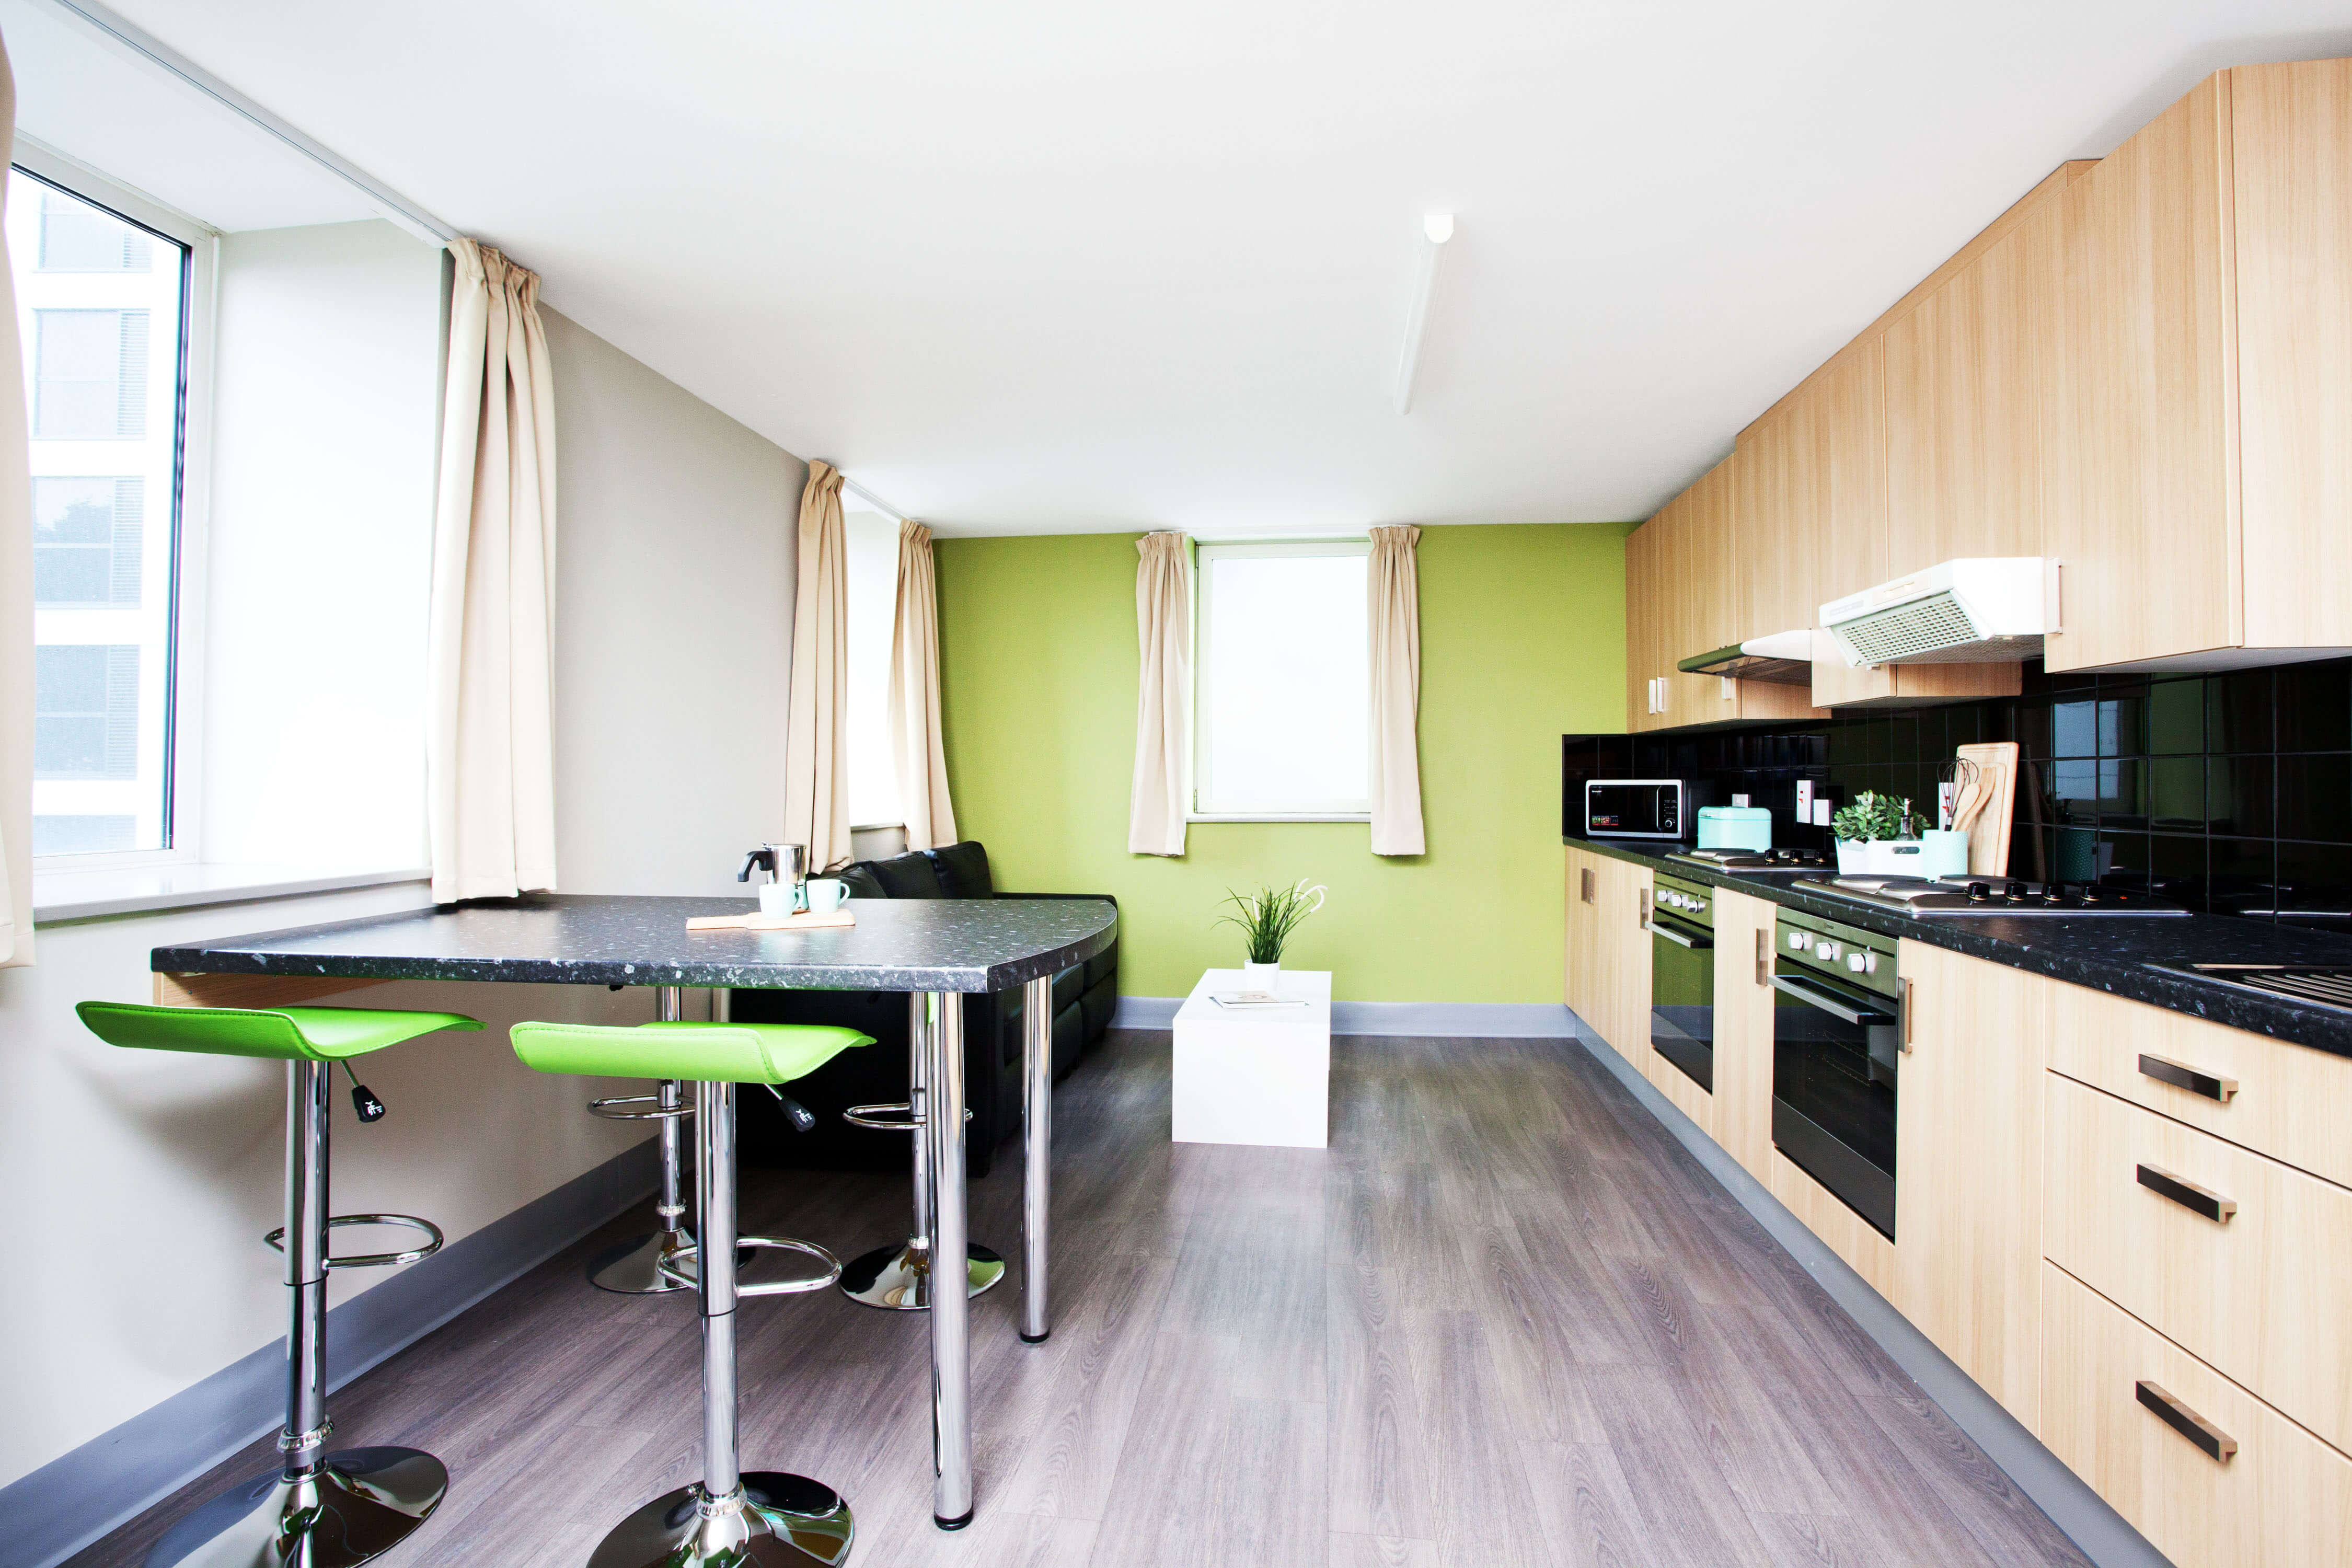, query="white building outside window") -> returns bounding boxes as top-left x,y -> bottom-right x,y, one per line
1192,539 -> 1371,819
